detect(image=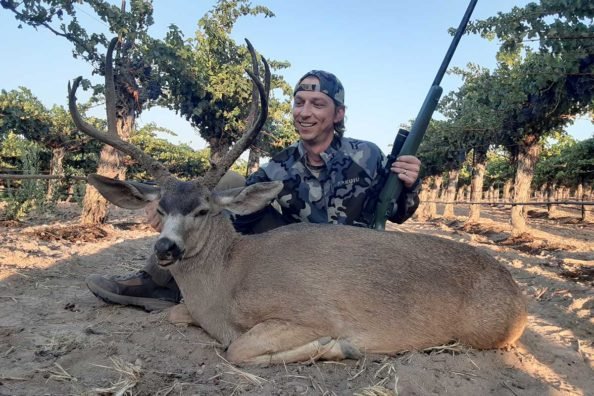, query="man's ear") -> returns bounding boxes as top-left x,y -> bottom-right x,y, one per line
334,105 -> 345,123
211,181 -> 283,215
87,174 -> 161,209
